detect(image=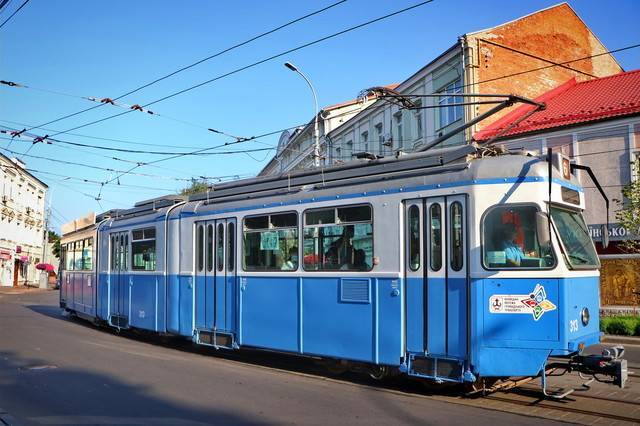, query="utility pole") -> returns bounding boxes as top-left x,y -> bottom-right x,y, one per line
39,190 -> 51,288
284,62 -> 321,168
